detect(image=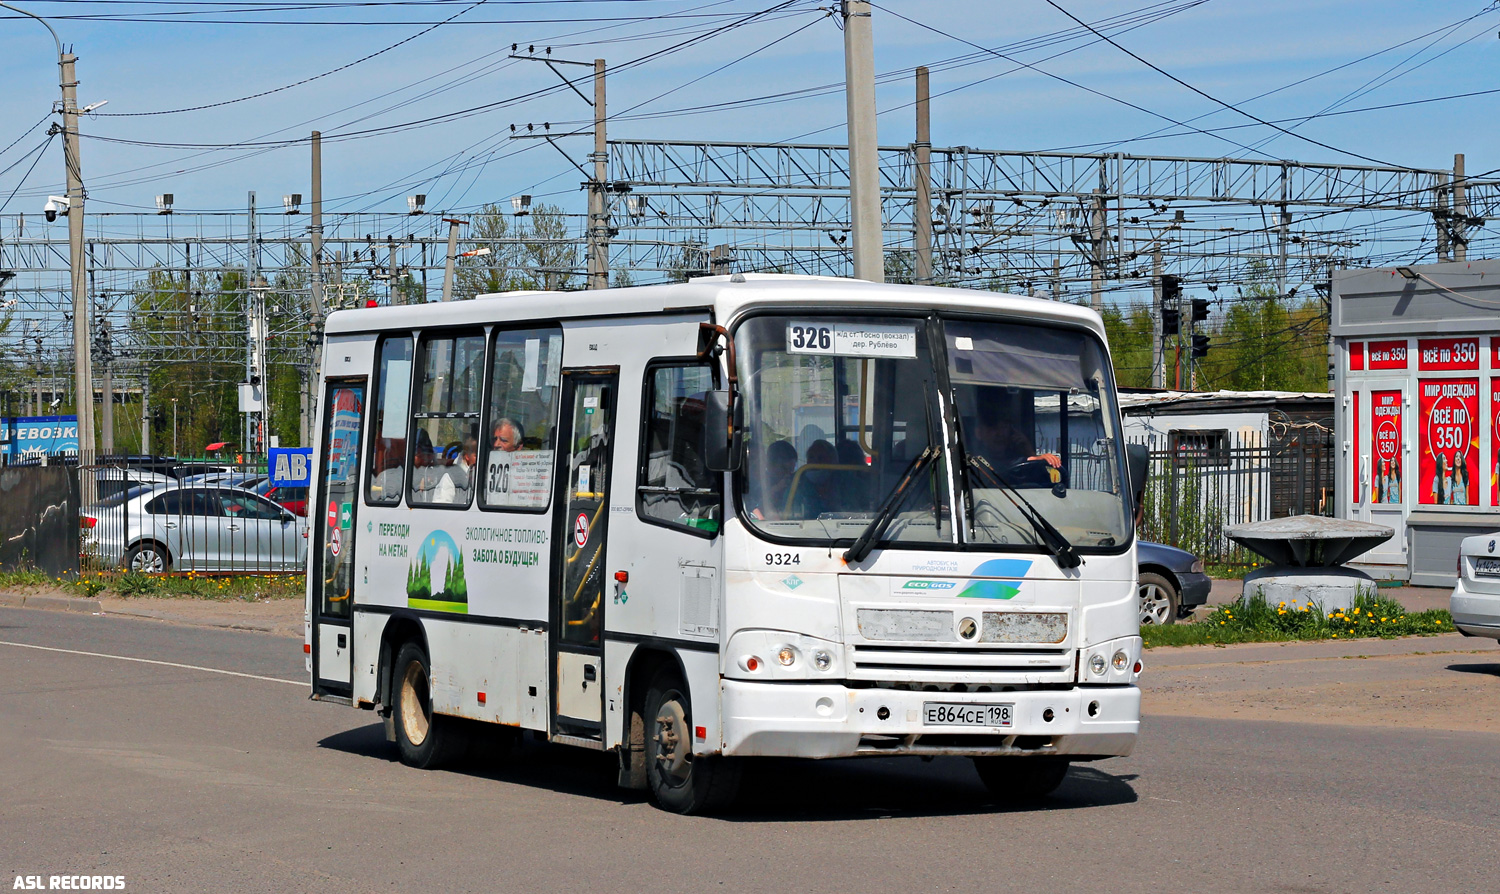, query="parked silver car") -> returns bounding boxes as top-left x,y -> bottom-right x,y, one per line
83,483 -> 308,572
